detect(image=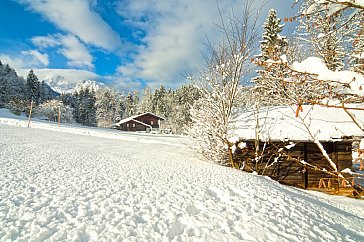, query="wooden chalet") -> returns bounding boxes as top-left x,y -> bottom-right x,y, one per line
115,112 -> 165,132
228,105 -> 364,189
